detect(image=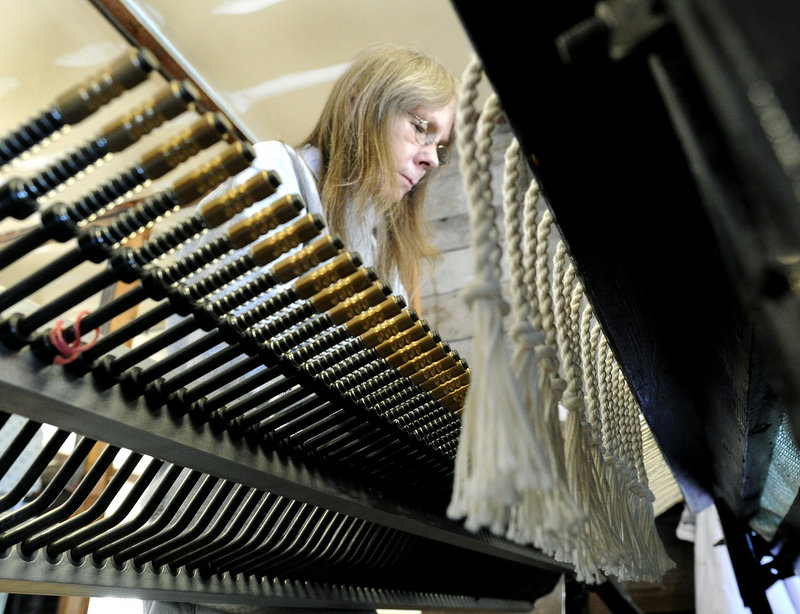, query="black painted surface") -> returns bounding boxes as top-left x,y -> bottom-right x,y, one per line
451,2 -> 725,512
